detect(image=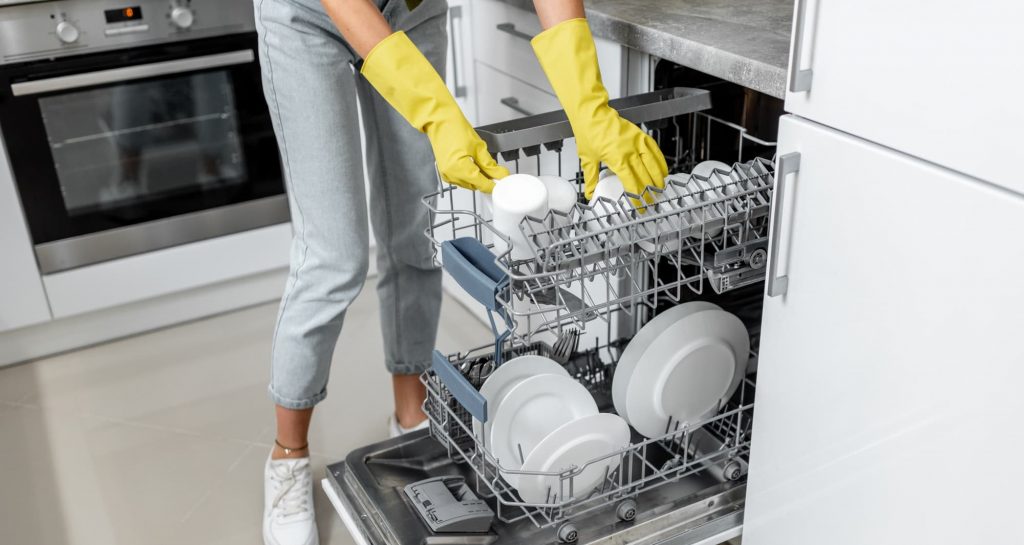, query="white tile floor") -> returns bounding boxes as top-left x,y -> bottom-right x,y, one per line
0,278 -> 492,545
